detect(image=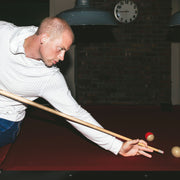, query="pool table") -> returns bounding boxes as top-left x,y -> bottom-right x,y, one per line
0,105 -> 180,179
